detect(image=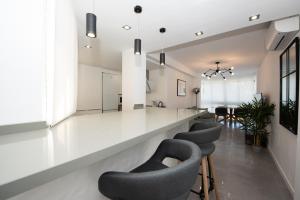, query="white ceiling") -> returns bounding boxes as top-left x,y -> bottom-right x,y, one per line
165,25 -> 268,76
73,0 -> 300,71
